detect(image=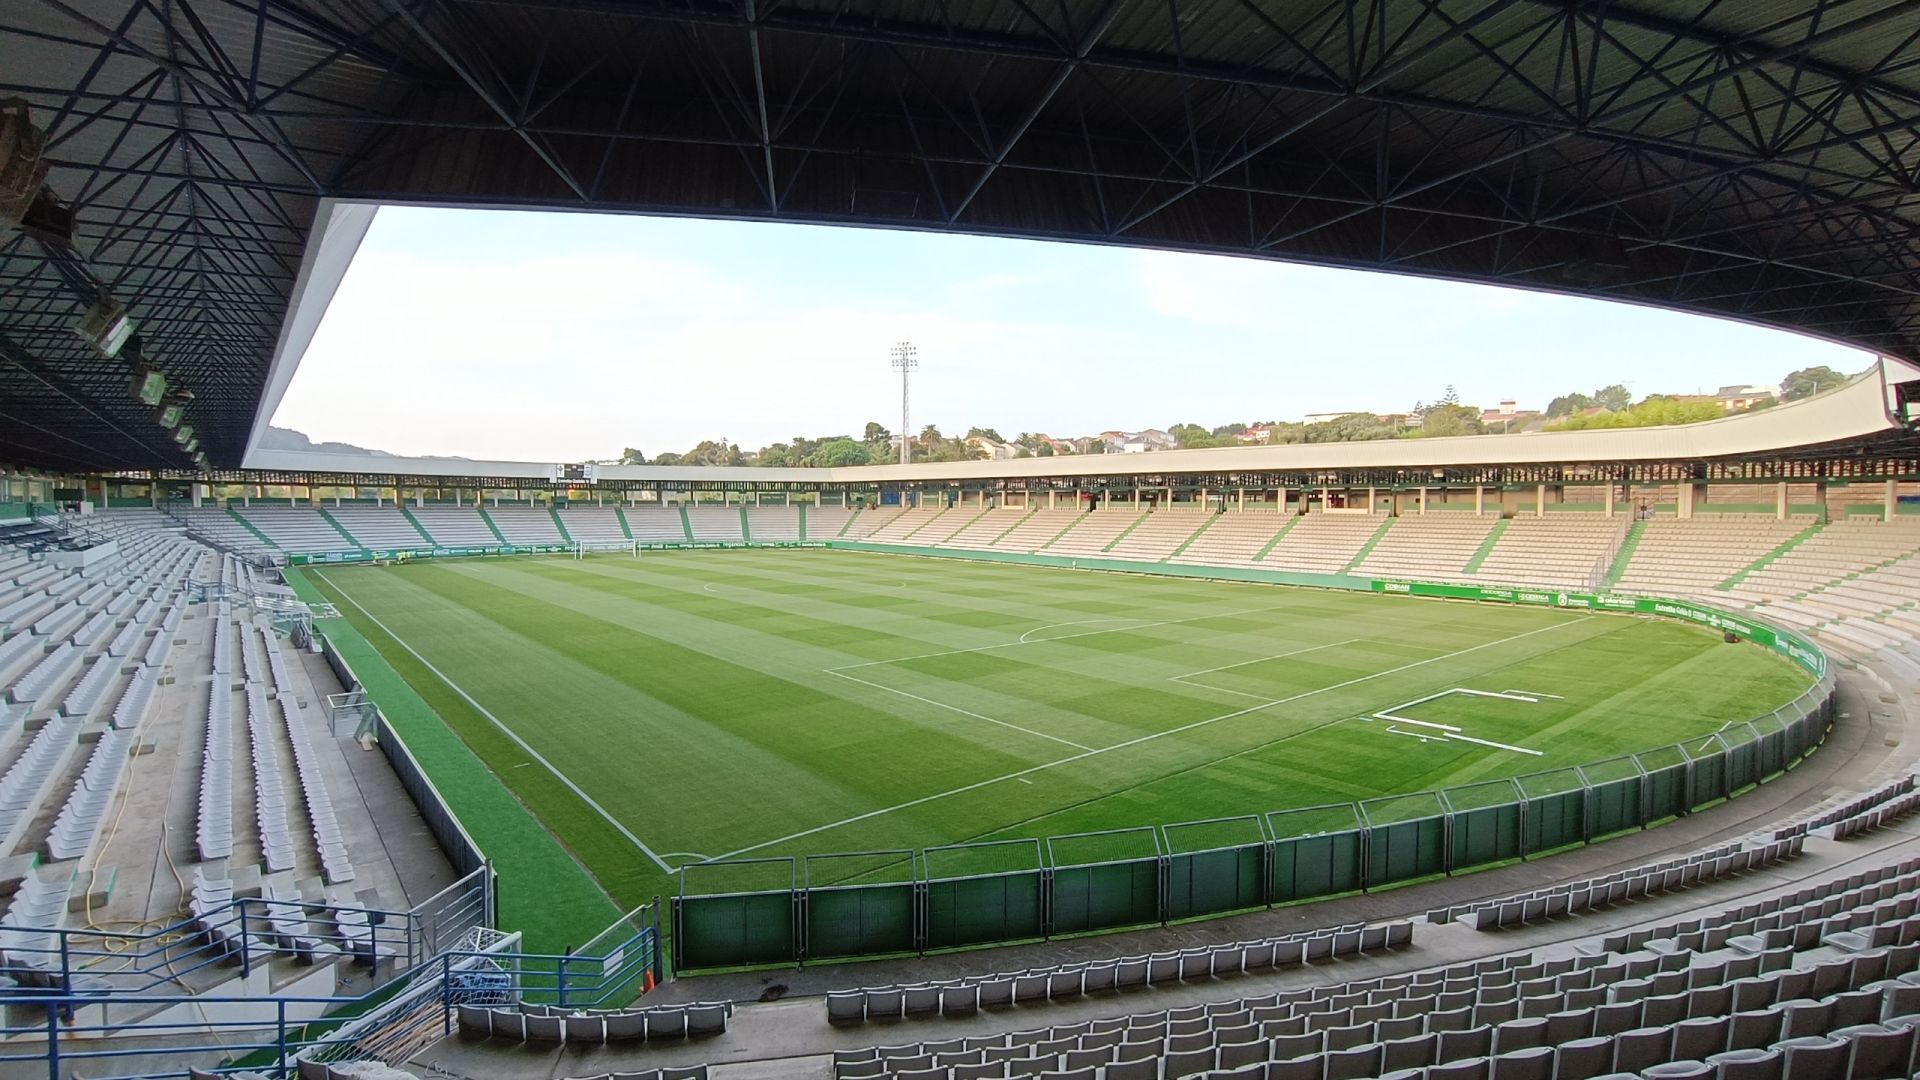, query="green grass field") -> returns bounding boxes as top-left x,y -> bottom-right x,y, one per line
301,548 -> 1809,941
